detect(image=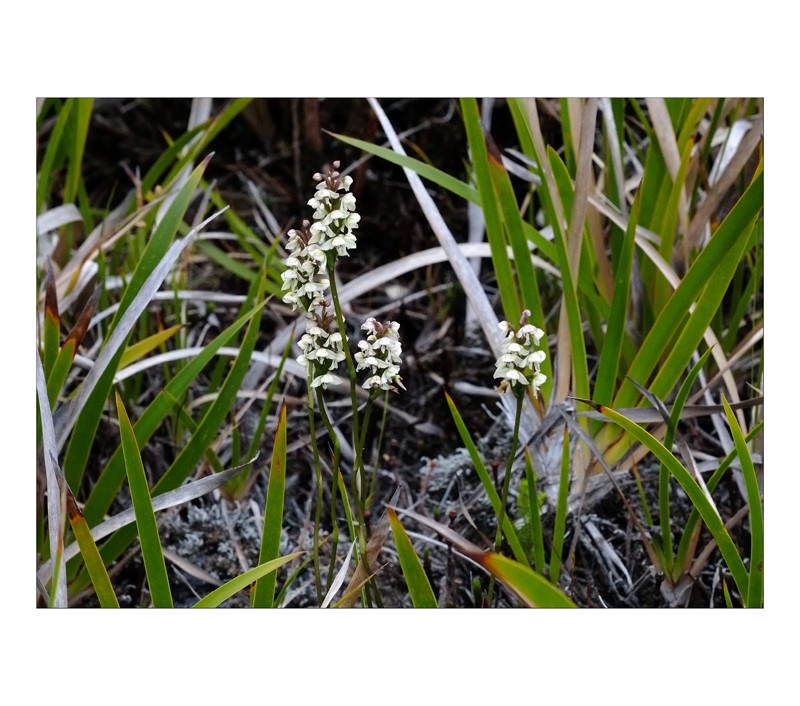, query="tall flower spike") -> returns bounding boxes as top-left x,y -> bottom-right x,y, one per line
494,309 -> 547,397
355,318 -> 405,393
297,305 -> 346,389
